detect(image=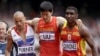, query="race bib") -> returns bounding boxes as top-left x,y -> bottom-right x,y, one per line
18,46 -> 35,54
63,41 -> 77,51
39,32 -> 55,41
